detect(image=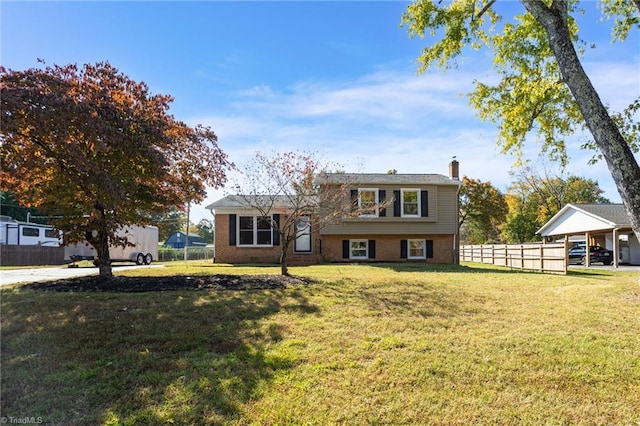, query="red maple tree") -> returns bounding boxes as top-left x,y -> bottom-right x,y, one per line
1,61 -> 232,276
